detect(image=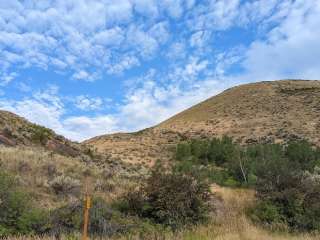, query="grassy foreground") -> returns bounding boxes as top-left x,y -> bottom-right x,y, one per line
6,186 -> 320,240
